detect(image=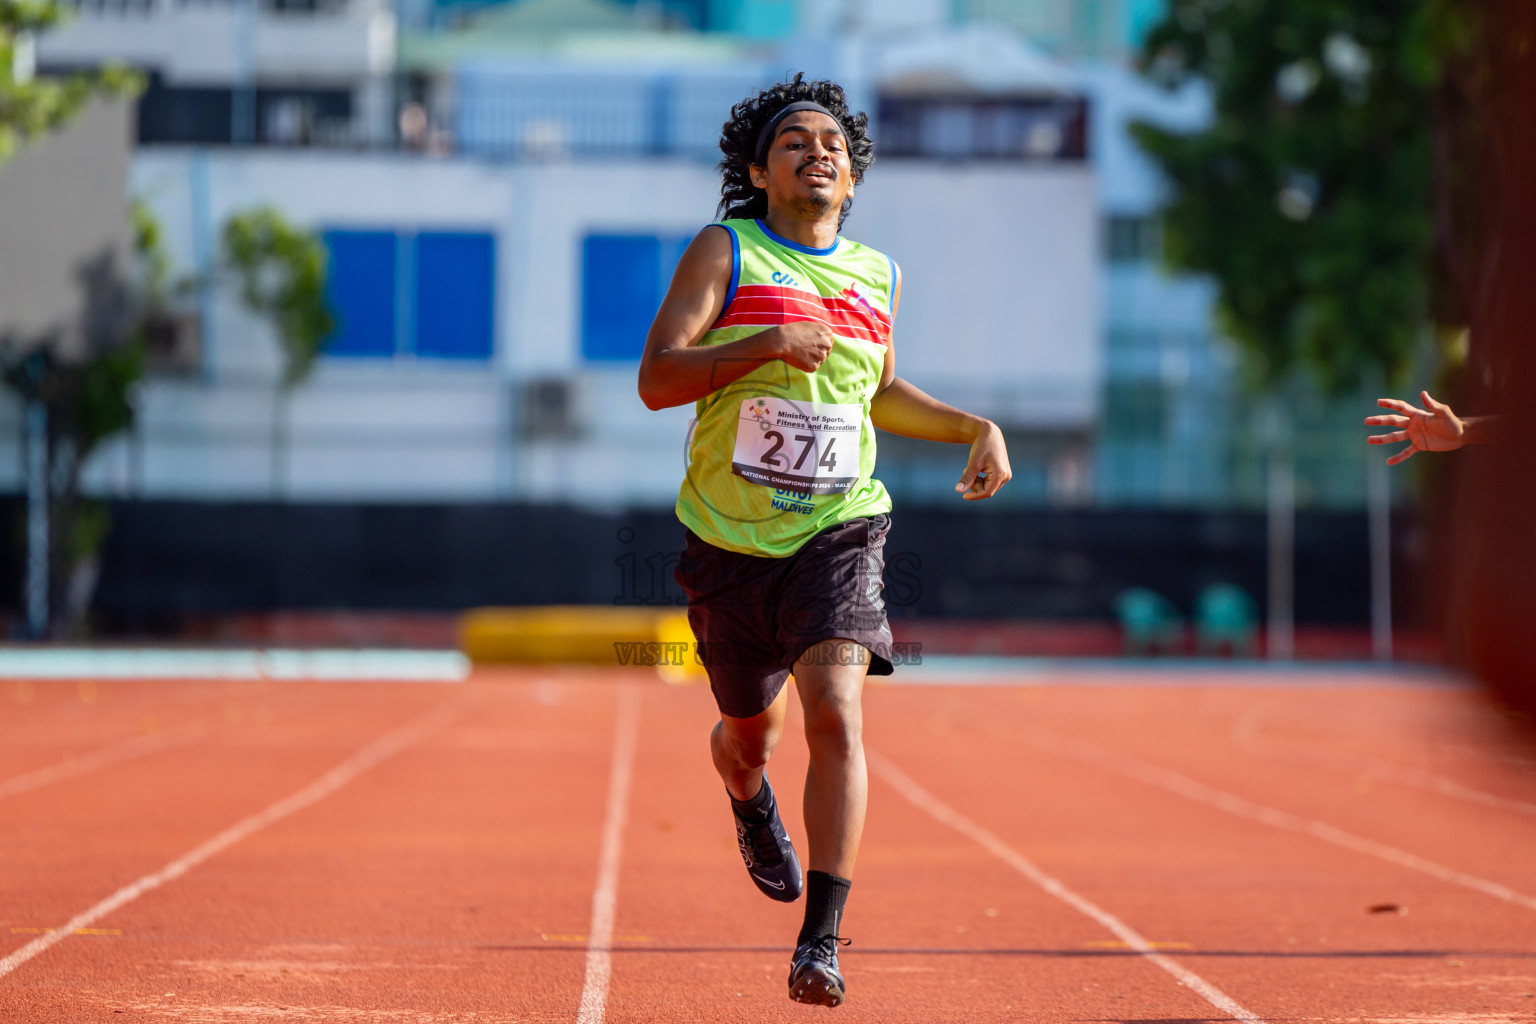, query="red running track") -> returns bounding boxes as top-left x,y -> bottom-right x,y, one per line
2,668 -> 1535,1022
